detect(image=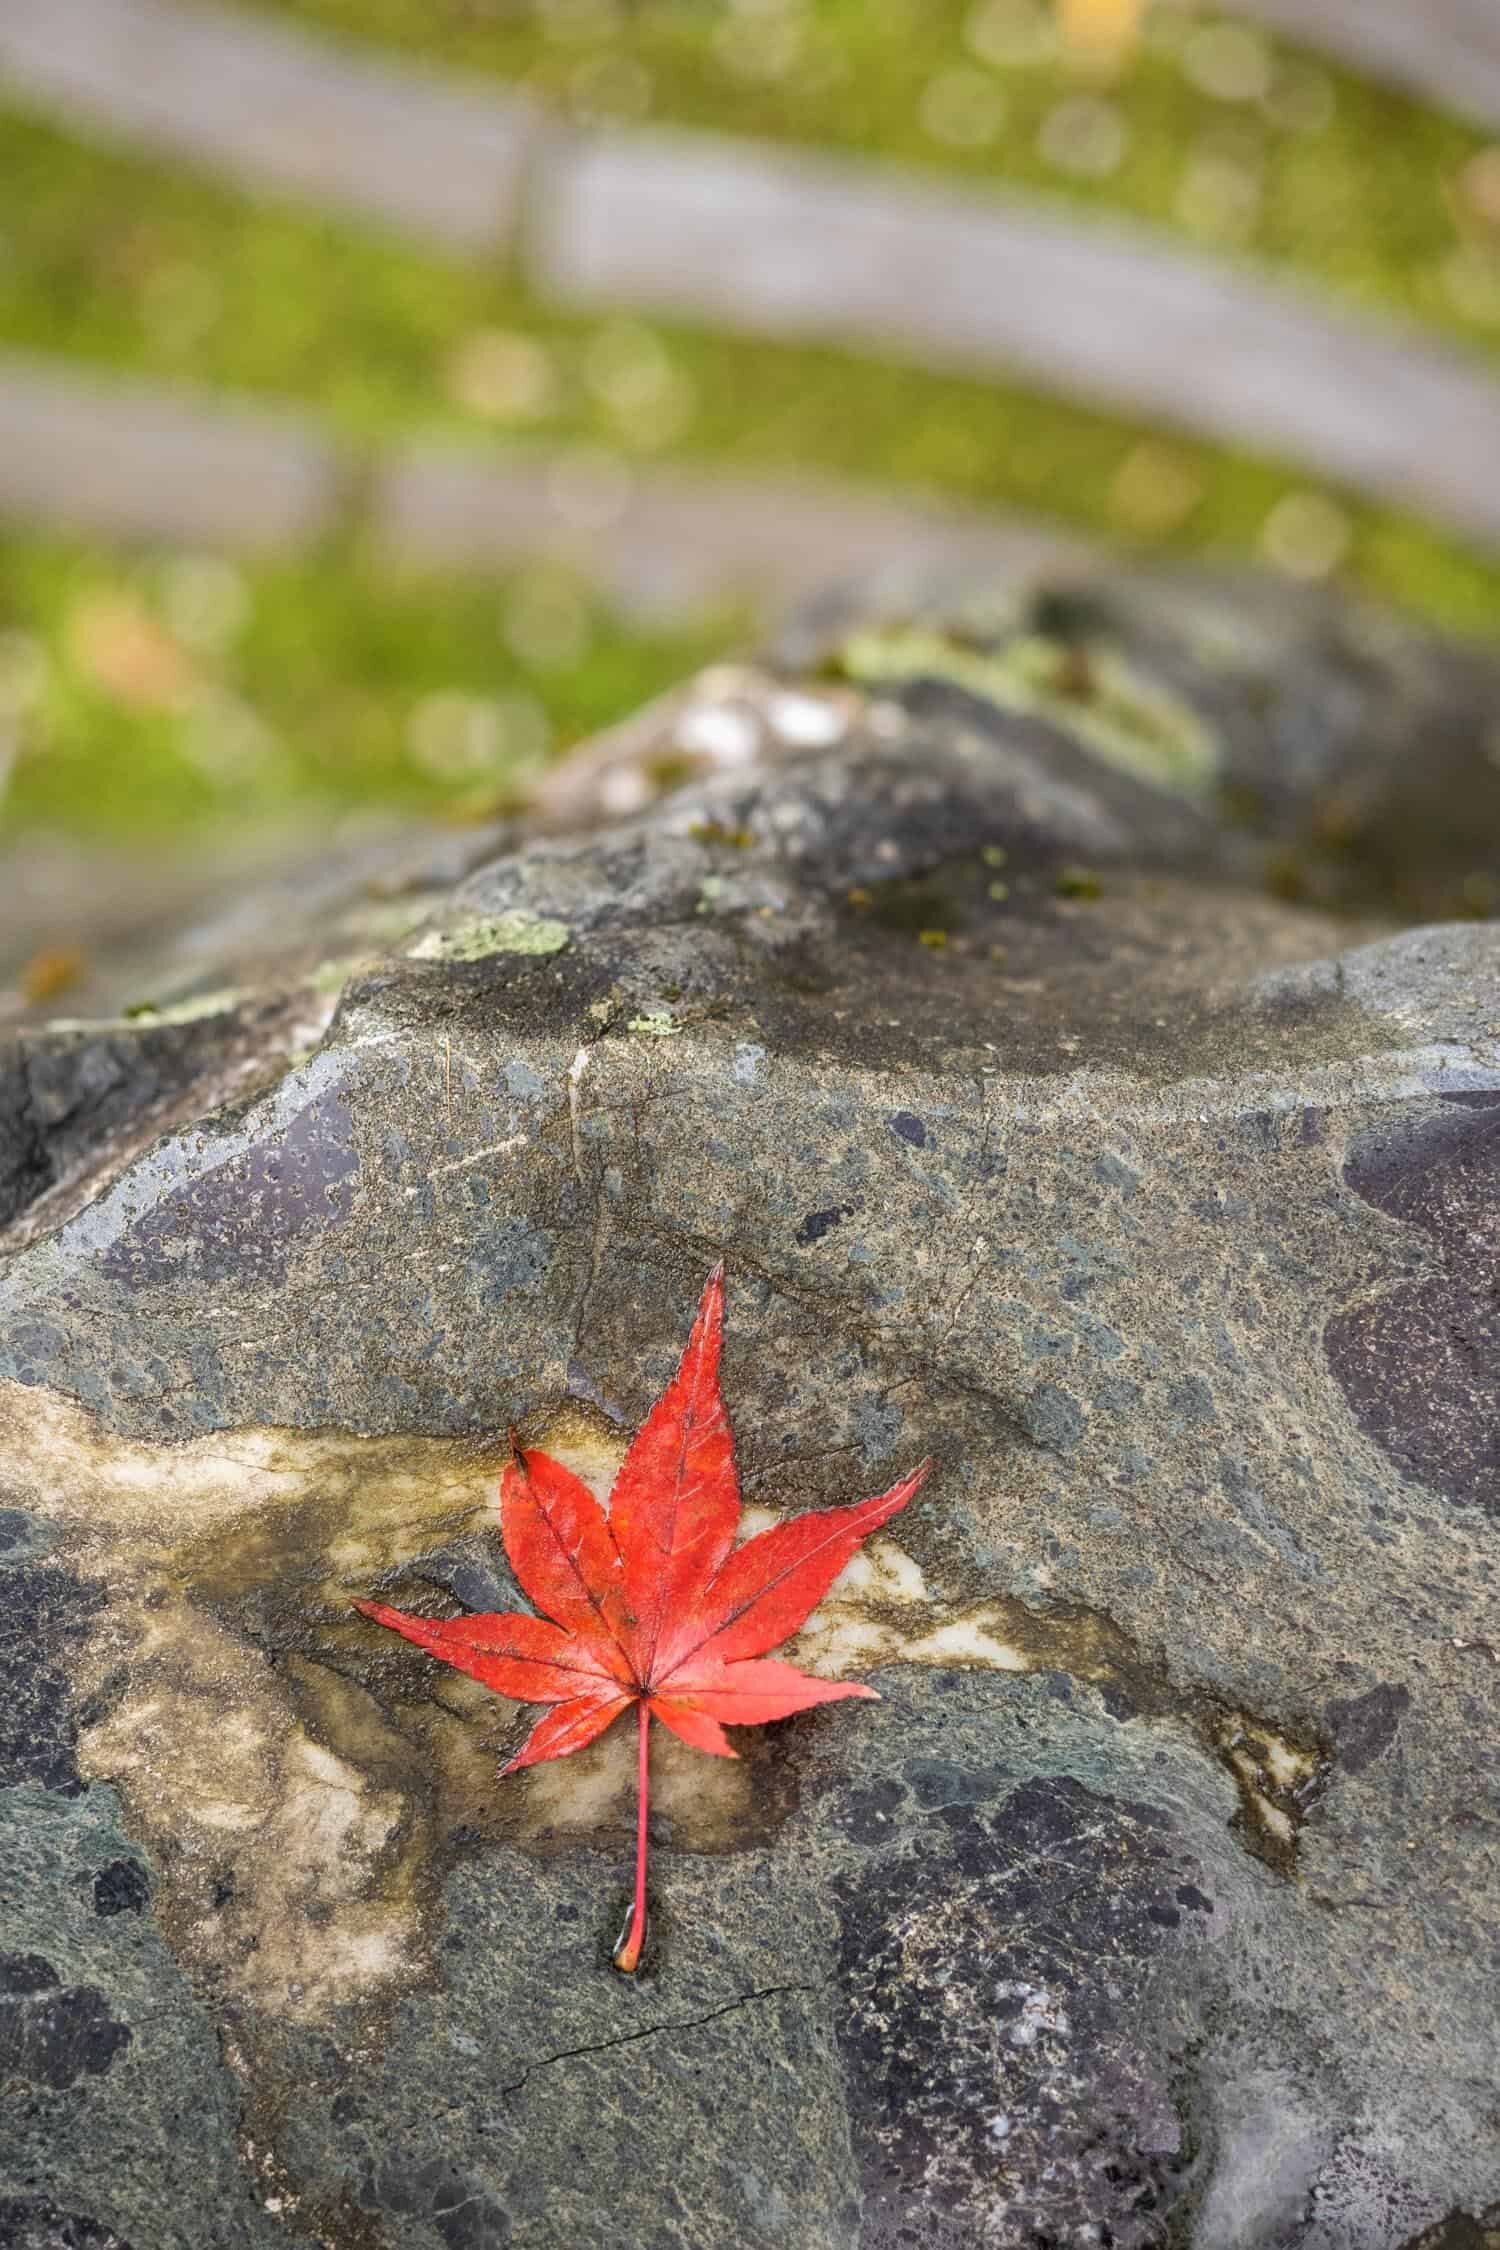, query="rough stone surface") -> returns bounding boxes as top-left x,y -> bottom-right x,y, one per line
1325,1094 -> 1500,1513
2,563 -> 1498,2248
